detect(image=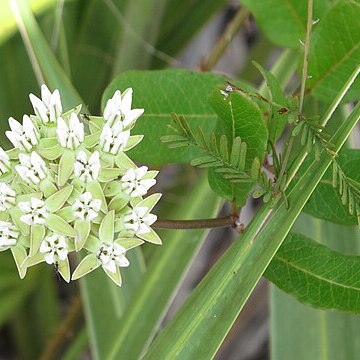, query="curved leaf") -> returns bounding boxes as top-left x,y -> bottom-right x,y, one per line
266,232 -> 360,312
